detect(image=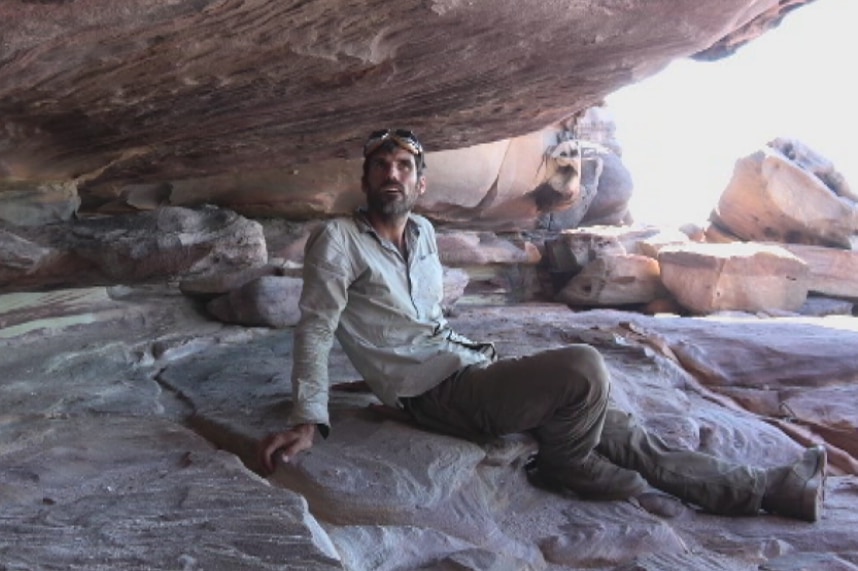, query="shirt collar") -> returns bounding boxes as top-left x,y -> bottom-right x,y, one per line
353,208 -> 421,240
